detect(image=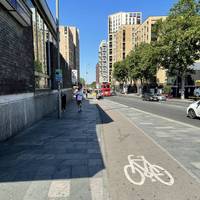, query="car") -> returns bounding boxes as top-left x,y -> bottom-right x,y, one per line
187,100 -> 200,119
155,94 -> 167,101
142,93 -> 159,101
